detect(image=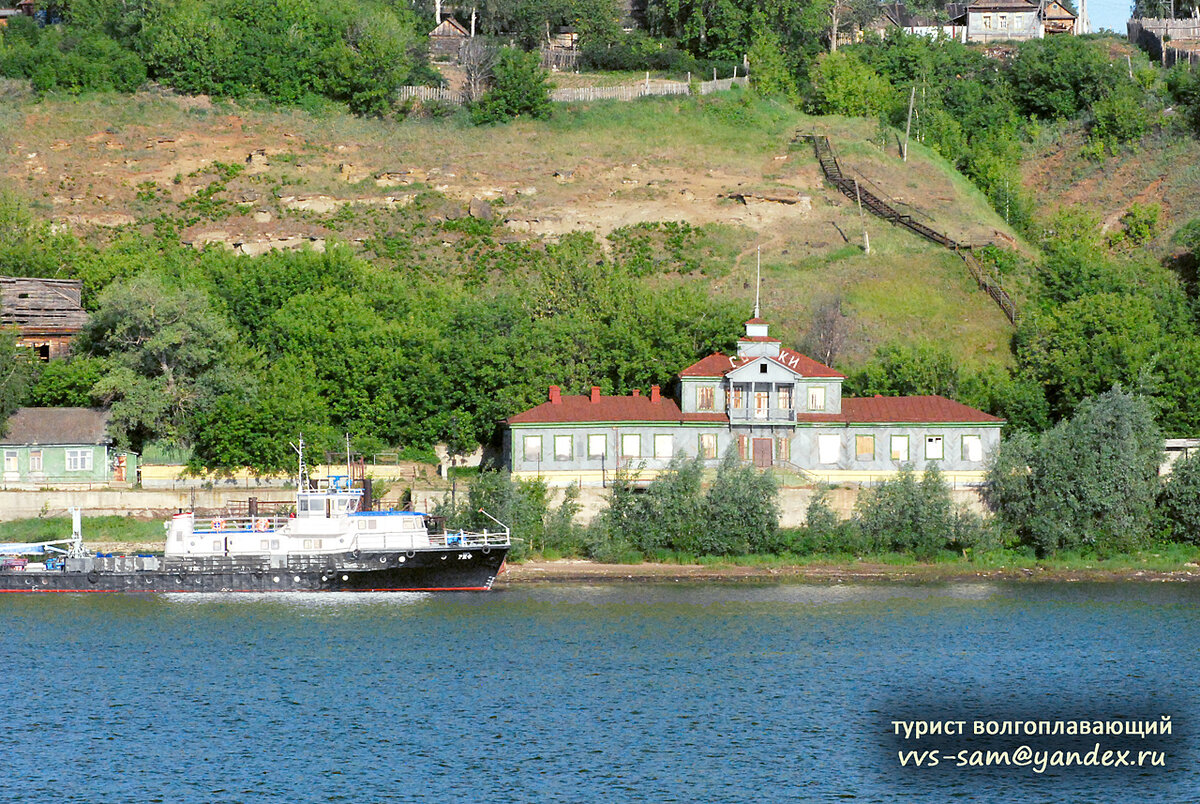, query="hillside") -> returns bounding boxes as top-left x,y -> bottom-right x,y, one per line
0,90 -> 1021,368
